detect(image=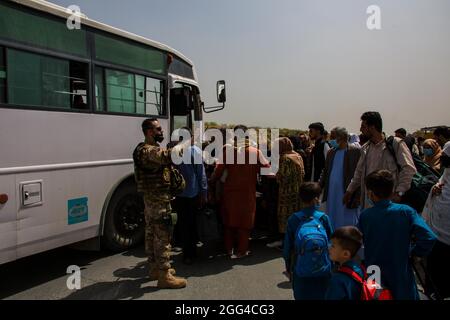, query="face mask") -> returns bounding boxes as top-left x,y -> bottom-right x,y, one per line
441,154 -> 450,168
423,148 -> 434,157
155,134 -> 164,143
329,140 -> 339,148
